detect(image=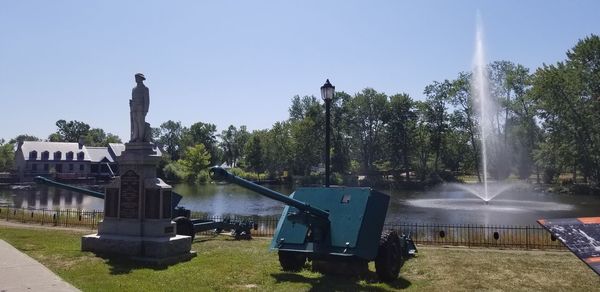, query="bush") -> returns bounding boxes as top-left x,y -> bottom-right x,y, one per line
162,162 -> 187,182
195,170 -> 211,184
